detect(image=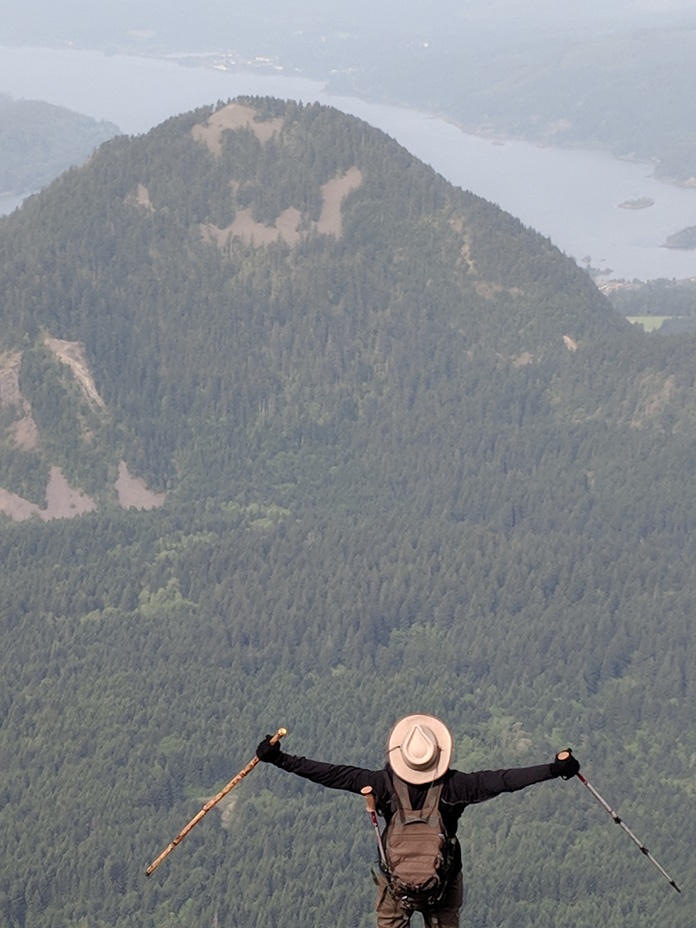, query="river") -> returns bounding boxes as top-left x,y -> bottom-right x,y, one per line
1,44 -> 695,282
